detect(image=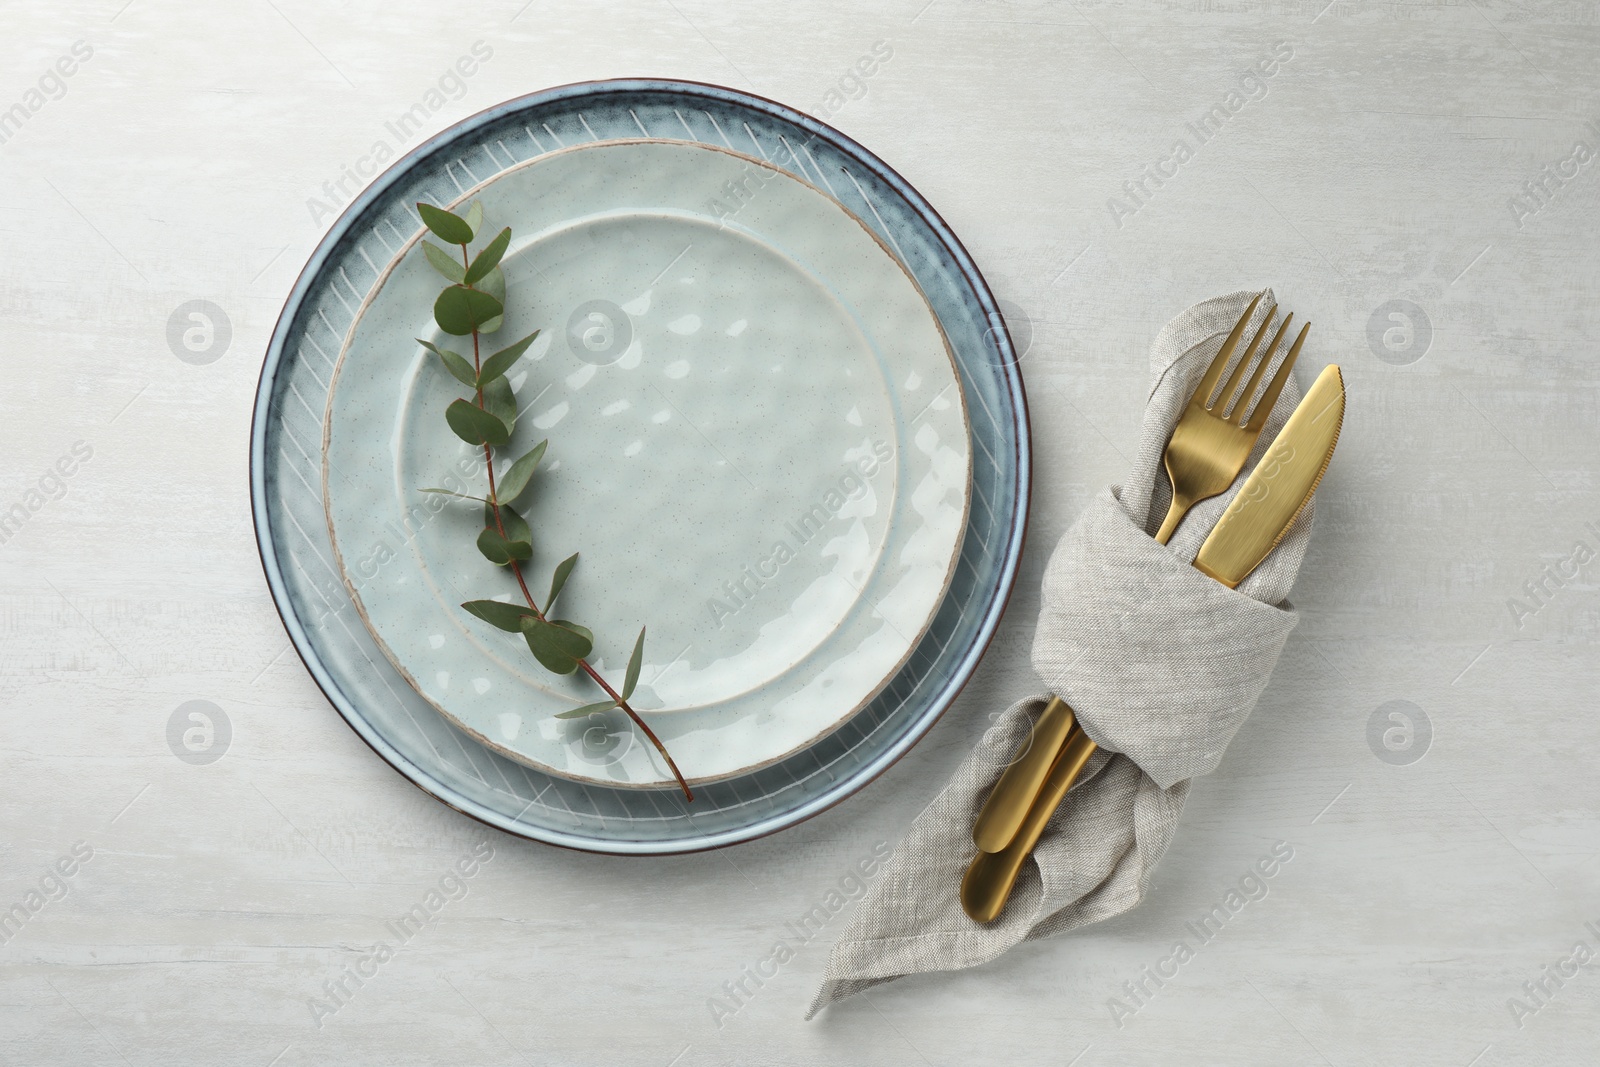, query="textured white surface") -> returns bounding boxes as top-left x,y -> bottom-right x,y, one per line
1,2 -> 1597,1065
